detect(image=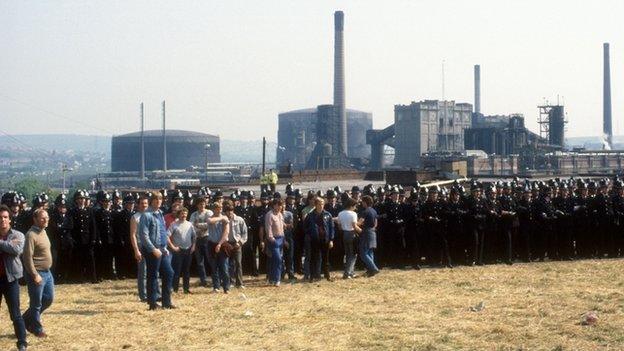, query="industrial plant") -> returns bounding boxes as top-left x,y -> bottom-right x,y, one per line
100,10 -> 623,187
